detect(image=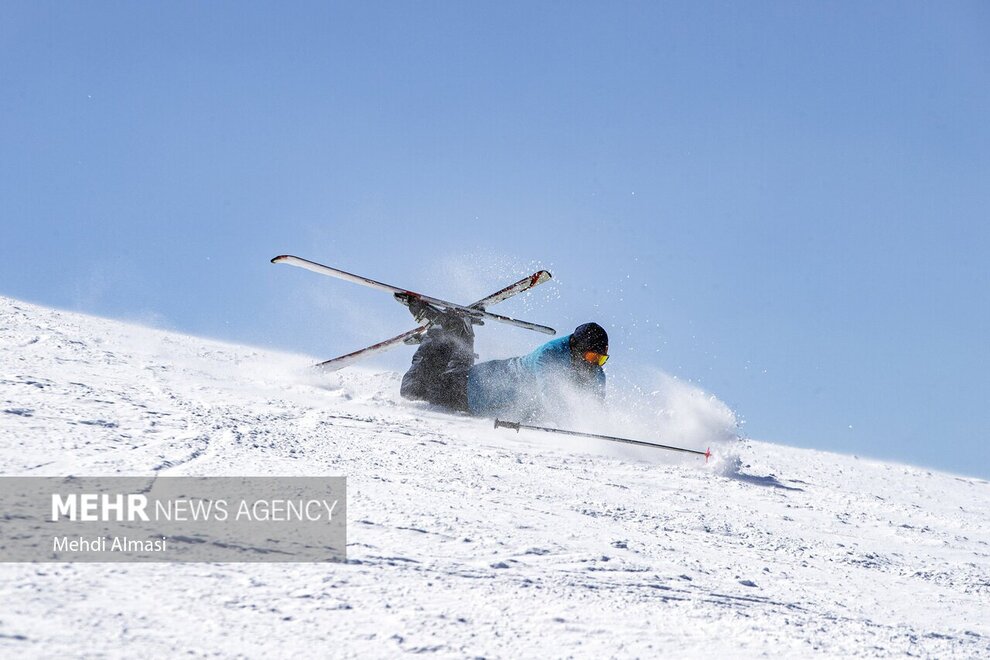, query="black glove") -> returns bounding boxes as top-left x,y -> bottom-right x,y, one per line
395,293 -> 443,325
